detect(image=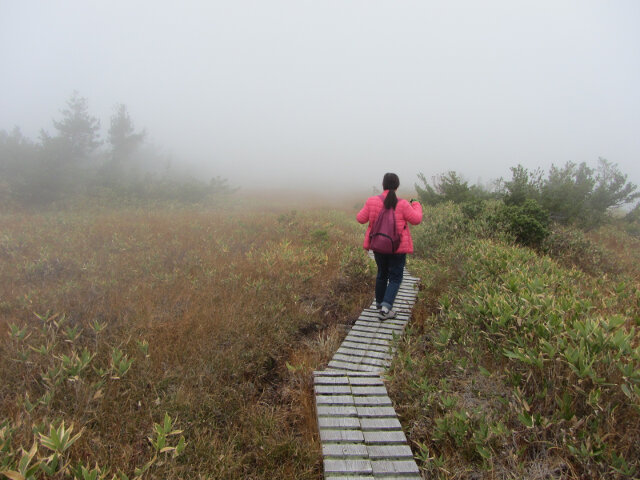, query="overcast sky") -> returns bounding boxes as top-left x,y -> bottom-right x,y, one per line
1,1 -> 639,193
